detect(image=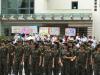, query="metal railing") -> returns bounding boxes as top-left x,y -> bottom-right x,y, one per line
1,13 -> 92,21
